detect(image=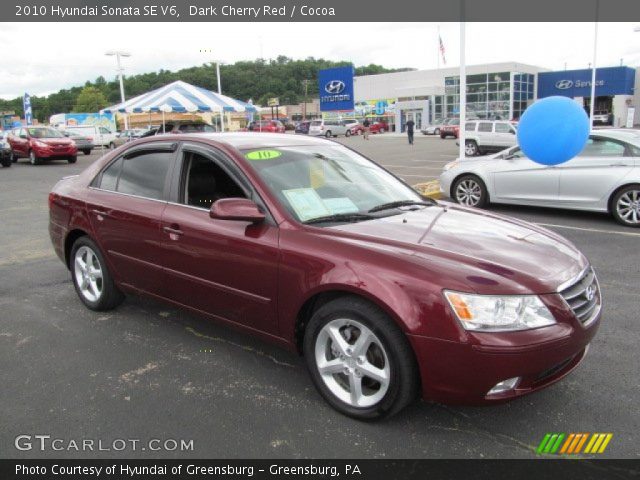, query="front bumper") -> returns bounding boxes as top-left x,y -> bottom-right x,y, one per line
408,295 -> 601,405
34,145 -> 77,158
